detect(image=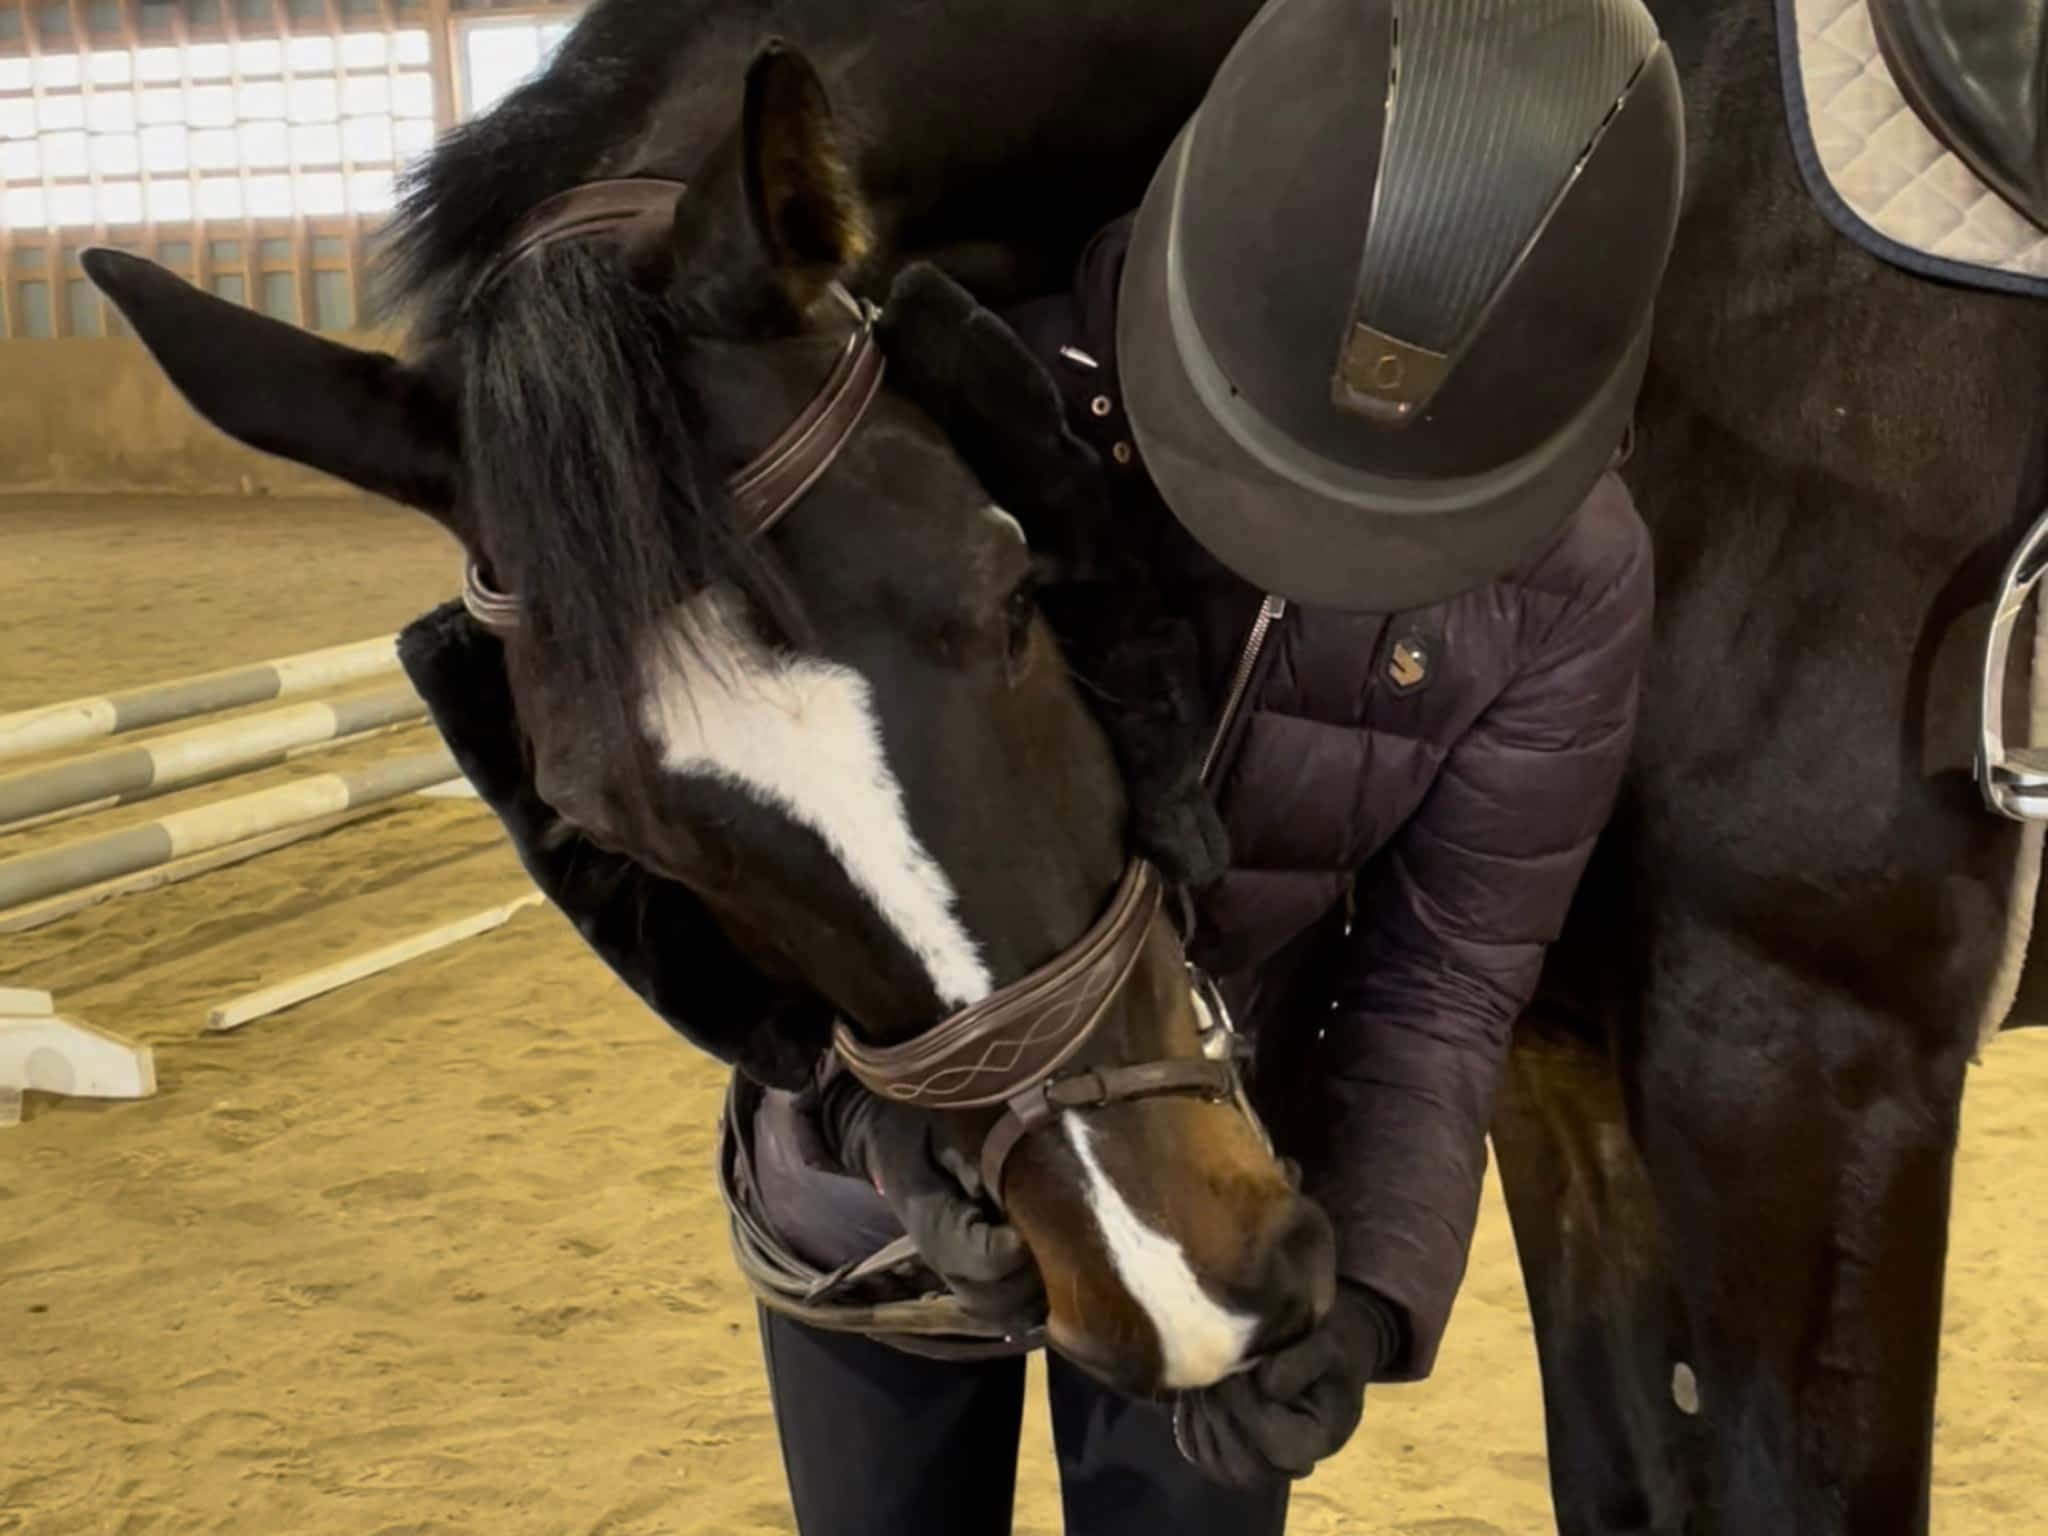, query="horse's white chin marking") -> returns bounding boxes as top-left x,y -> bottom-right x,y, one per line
640,591 -> 993,1009
1063,1117 -> 1259,1390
